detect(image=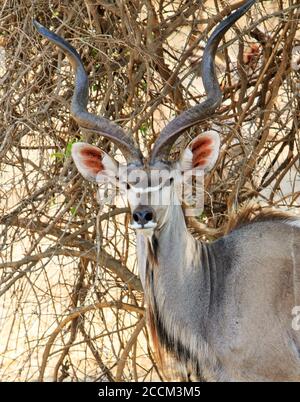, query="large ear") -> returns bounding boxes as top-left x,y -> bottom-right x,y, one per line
71,142 -> 118,182
179,131 -> 220,172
